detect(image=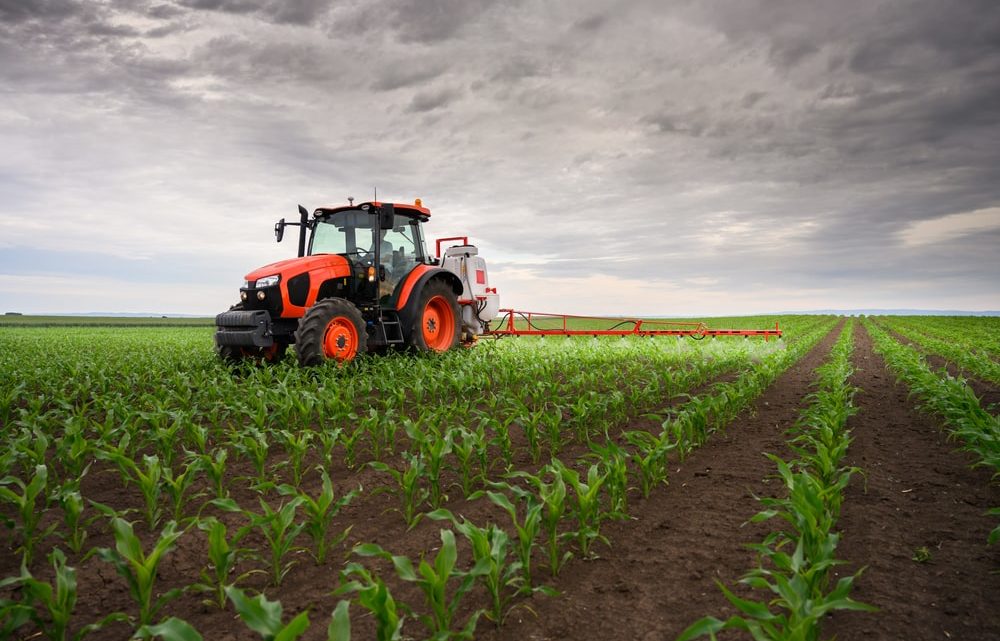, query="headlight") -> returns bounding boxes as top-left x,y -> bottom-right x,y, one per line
255,275 -> 280,288
243,279 -> 250,289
